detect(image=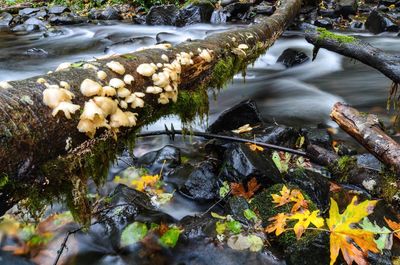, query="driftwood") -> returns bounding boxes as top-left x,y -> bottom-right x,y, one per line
331,102 -> 400,175
305,28 -> 400,84
0,0 -> 304,210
